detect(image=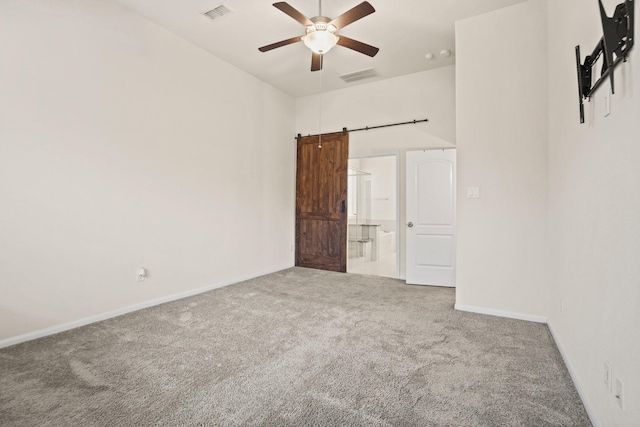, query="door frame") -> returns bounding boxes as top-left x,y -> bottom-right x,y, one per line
347,151 -> 400,279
